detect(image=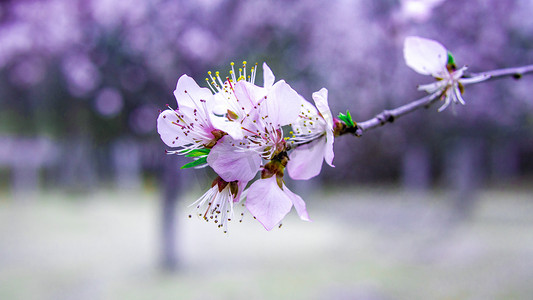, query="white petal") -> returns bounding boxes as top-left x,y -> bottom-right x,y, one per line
404,36 -> 448,76
292,99 -> 318,130
287,137 -> 327,180
418,81 -> 447,94
207,136 -> 261,182
246,177 -> 293,231
437,93 -> 452,112
312,88 -> 333,128
212,92 -> 231,115
263,62 -> 275,88
210,116 -> 244,140
453,85 -> 466,105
